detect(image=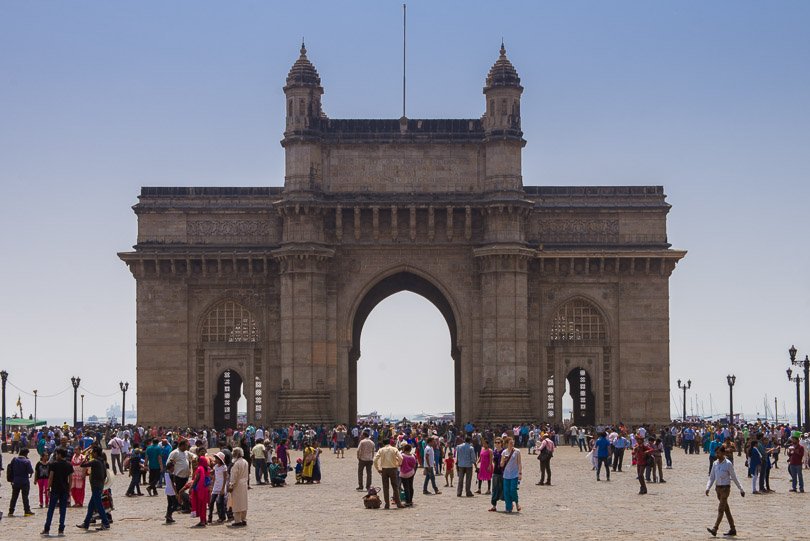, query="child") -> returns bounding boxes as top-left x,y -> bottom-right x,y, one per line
444,449 -> 455,487
208,452 -> 228,524
36,452 -> 50,508
294,458 -> 303,484
269,456 -> 287,487
164,461 -> 179,524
